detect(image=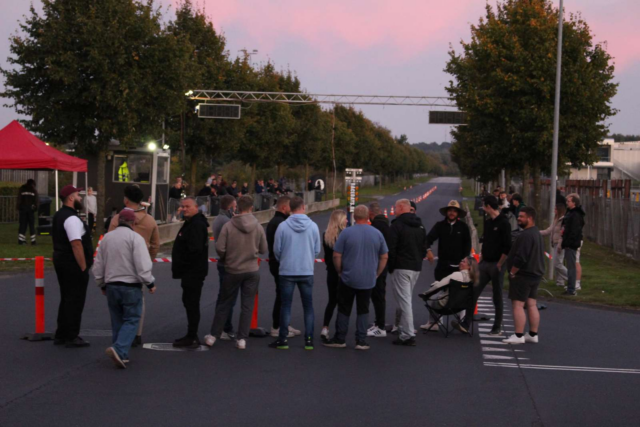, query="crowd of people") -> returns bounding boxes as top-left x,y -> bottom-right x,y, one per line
46,181 -> 584,370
